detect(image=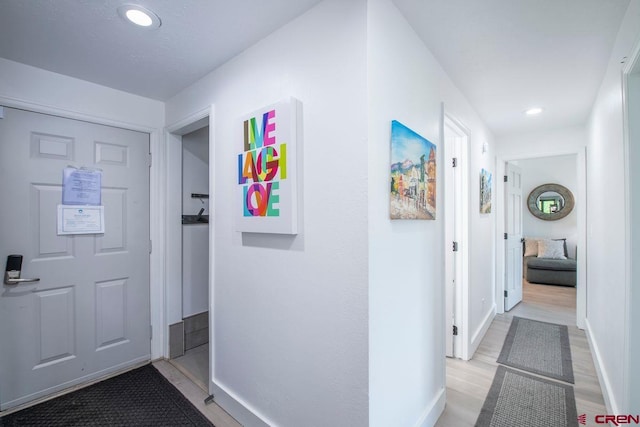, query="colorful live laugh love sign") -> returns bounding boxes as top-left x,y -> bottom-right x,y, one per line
236,98 -> 300,234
